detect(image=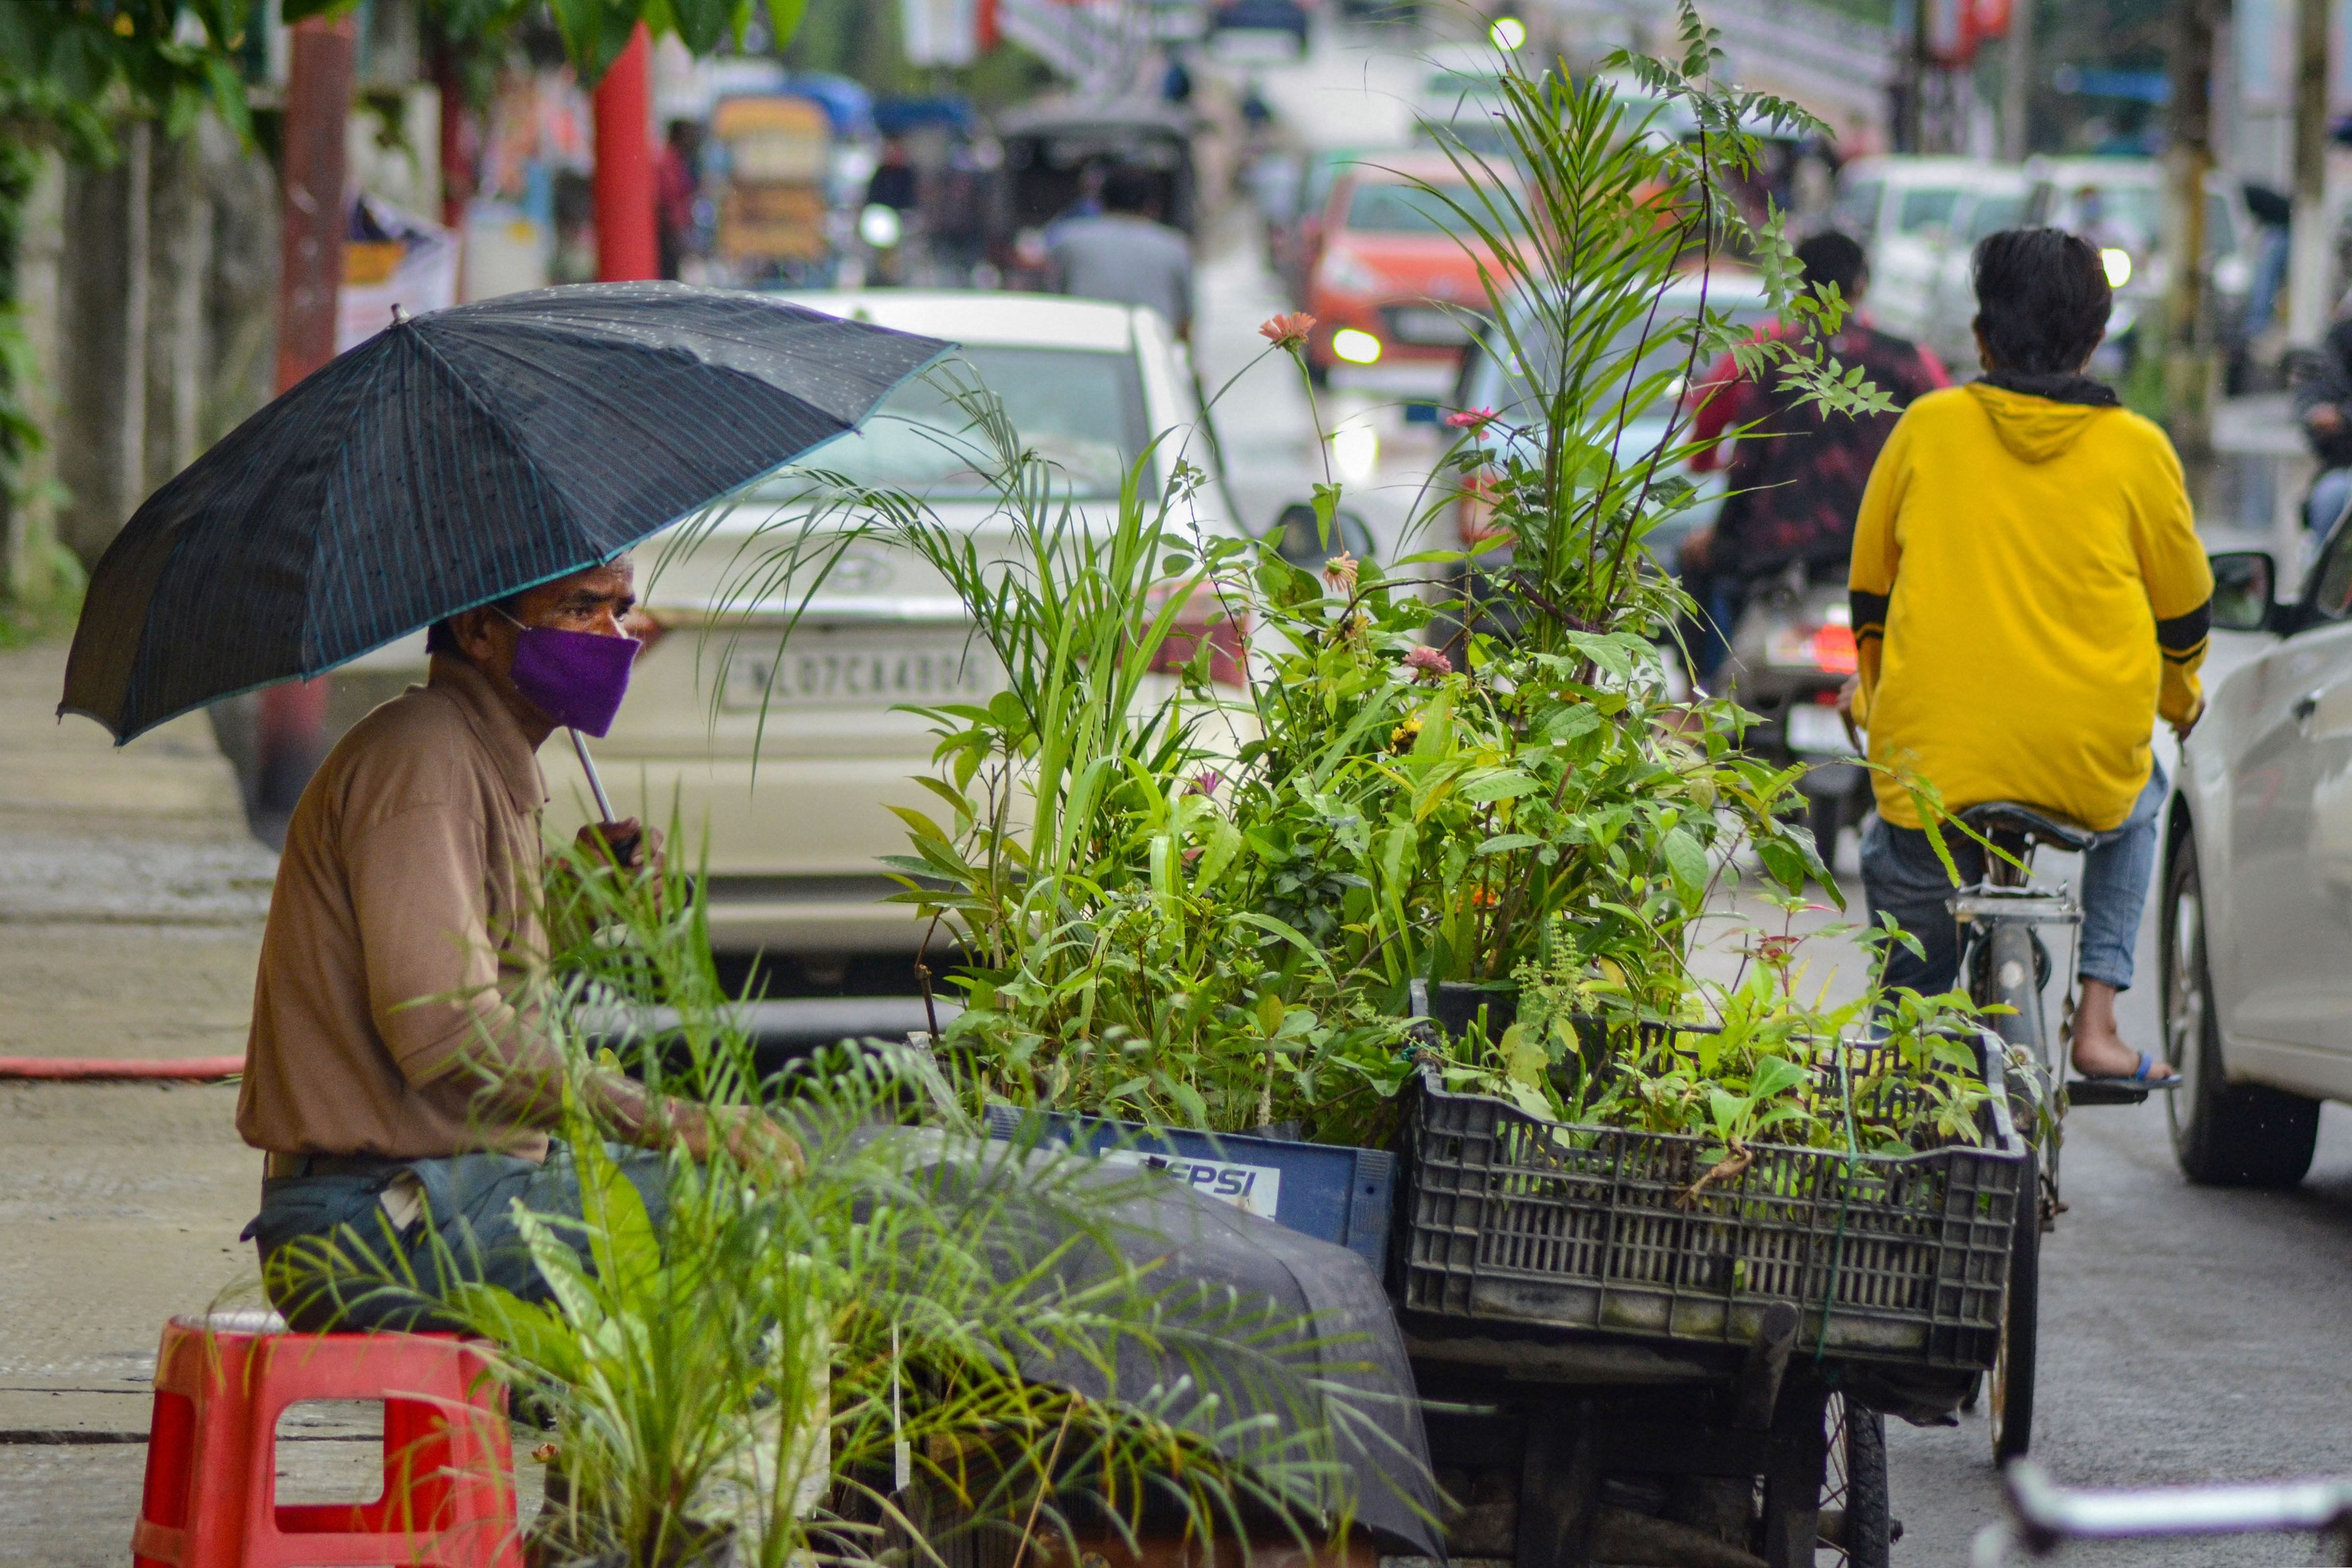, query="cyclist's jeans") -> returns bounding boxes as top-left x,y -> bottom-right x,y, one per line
1861,760 -> 2167,997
